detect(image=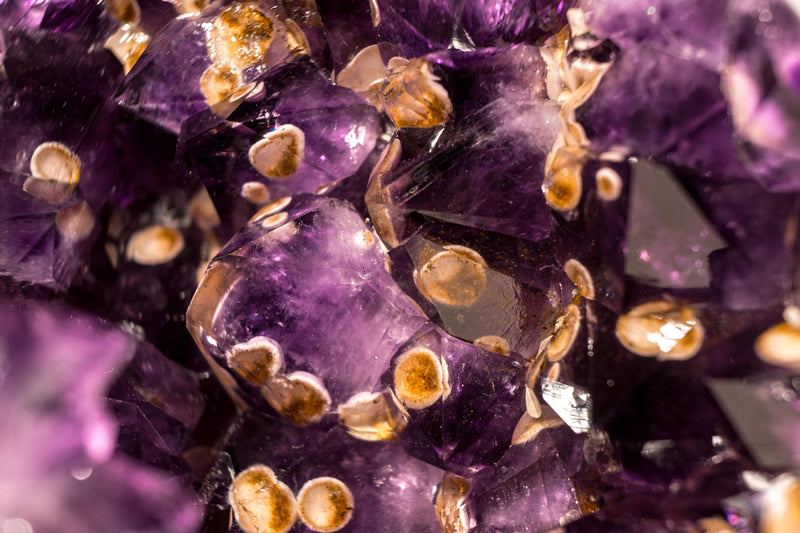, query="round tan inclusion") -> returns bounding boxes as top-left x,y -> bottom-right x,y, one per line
226,337 -> 284,385
416,245 -> 487,307
393,347 -> 445,409
126,225 -> 184,265
296,477 -> 354,532
229,464 -> 297,533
